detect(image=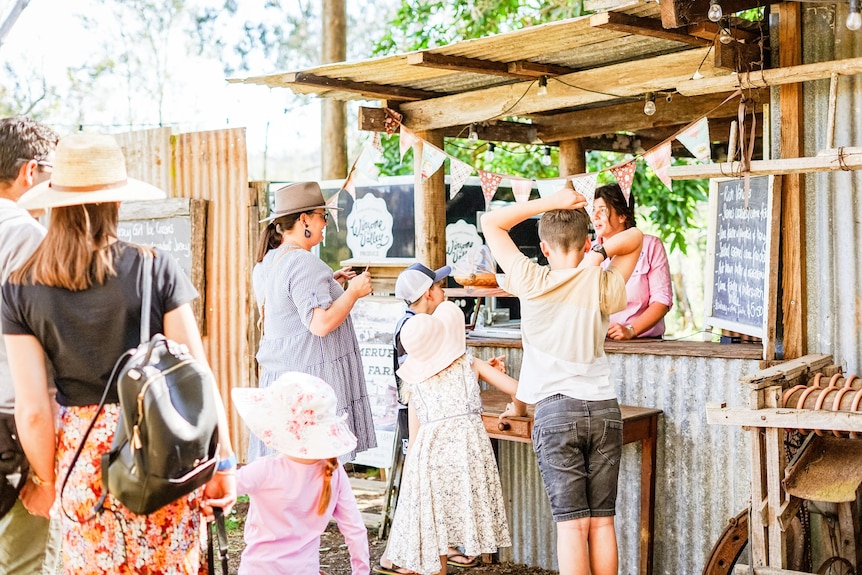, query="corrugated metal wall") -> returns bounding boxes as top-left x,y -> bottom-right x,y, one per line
172,129 -> 251,453
797,3 -> 862,376
471,346 -> 760,574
